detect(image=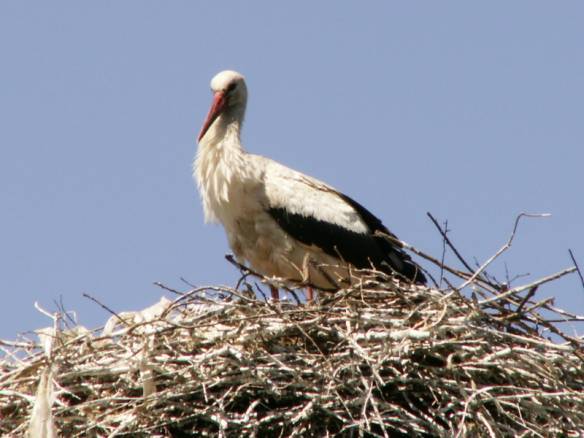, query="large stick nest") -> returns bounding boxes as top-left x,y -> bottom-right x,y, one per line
1,261 -> 584,437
